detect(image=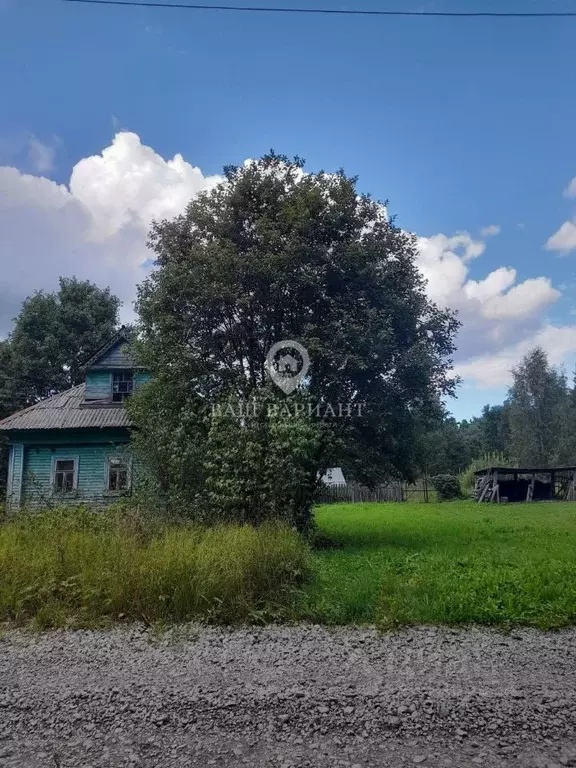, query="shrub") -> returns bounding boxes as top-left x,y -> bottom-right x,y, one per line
0,507 -> 311,627
430,474 -> 462,501
129,378 -> 335,534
